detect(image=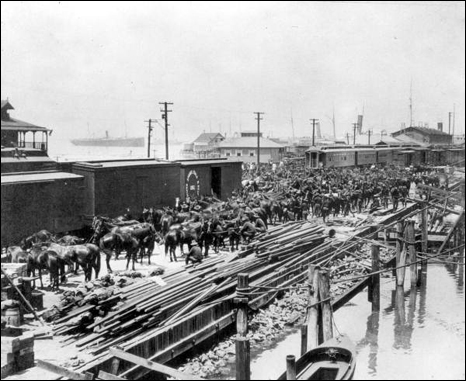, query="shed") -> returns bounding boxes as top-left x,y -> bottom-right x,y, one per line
1,171 -> 85,246
72,160 -> 181,219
